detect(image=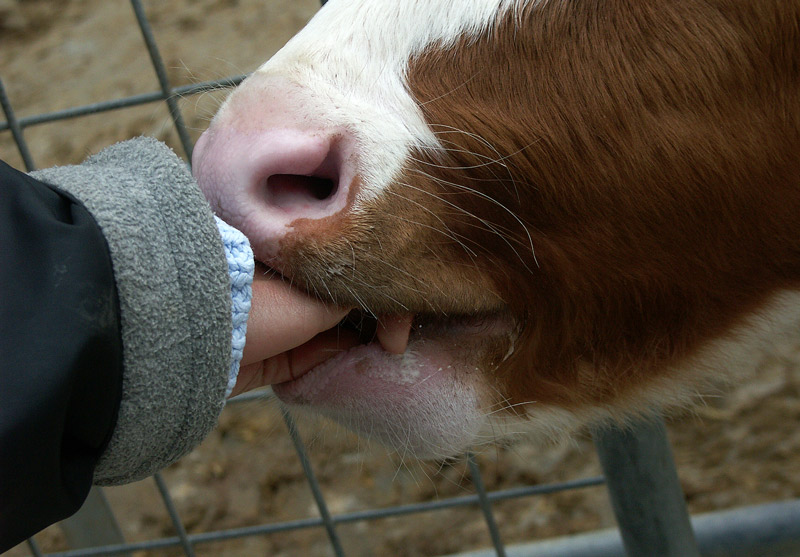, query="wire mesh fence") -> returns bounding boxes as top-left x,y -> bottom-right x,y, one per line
3,1 -> 800,556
